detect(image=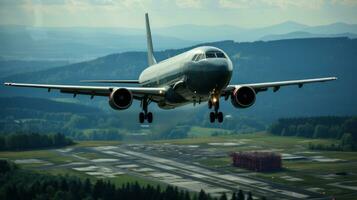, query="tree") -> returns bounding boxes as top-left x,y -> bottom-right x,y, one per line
231,192 -> 237,200
198,189 -> 208,200
0,136 -> 5,150
285,125 -> 297,136
343,118 -> 357,141
83,178 -> 92,194
1,133 -> 73,151
247,192 -> 253,200
0,160 -> 16,174
65,115 -> 88,129
184,191 -> 191,200
269,122 -> 283,135
341,133 -> 354,151
328,125 -> 341,139
219,193 -> 228,200
237,190 -> 244,200
52,133 -> 67,146
297,123 -> 314,138
313,125 -> 329,138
